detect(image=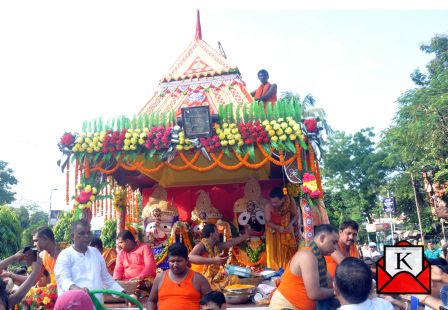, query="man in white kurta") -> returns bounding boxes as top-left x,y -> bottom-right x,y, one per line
54,219 -> 123,302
